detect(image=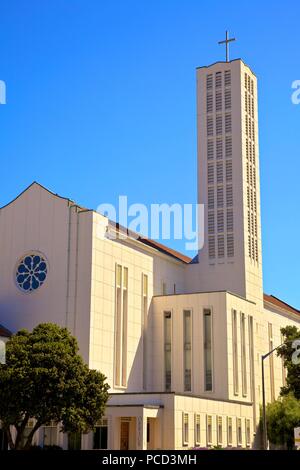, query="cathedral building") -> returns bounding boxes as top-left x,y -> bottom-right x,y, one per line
0,55 -> 299,450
